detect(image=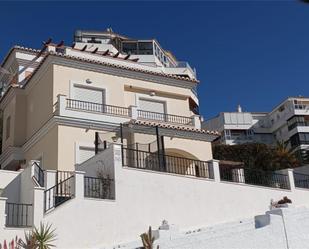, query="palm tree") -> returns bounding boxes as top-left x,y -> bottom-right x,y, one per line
271,141 -> 299,169
18,232 -> 37,249
140,226 -> 159,249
